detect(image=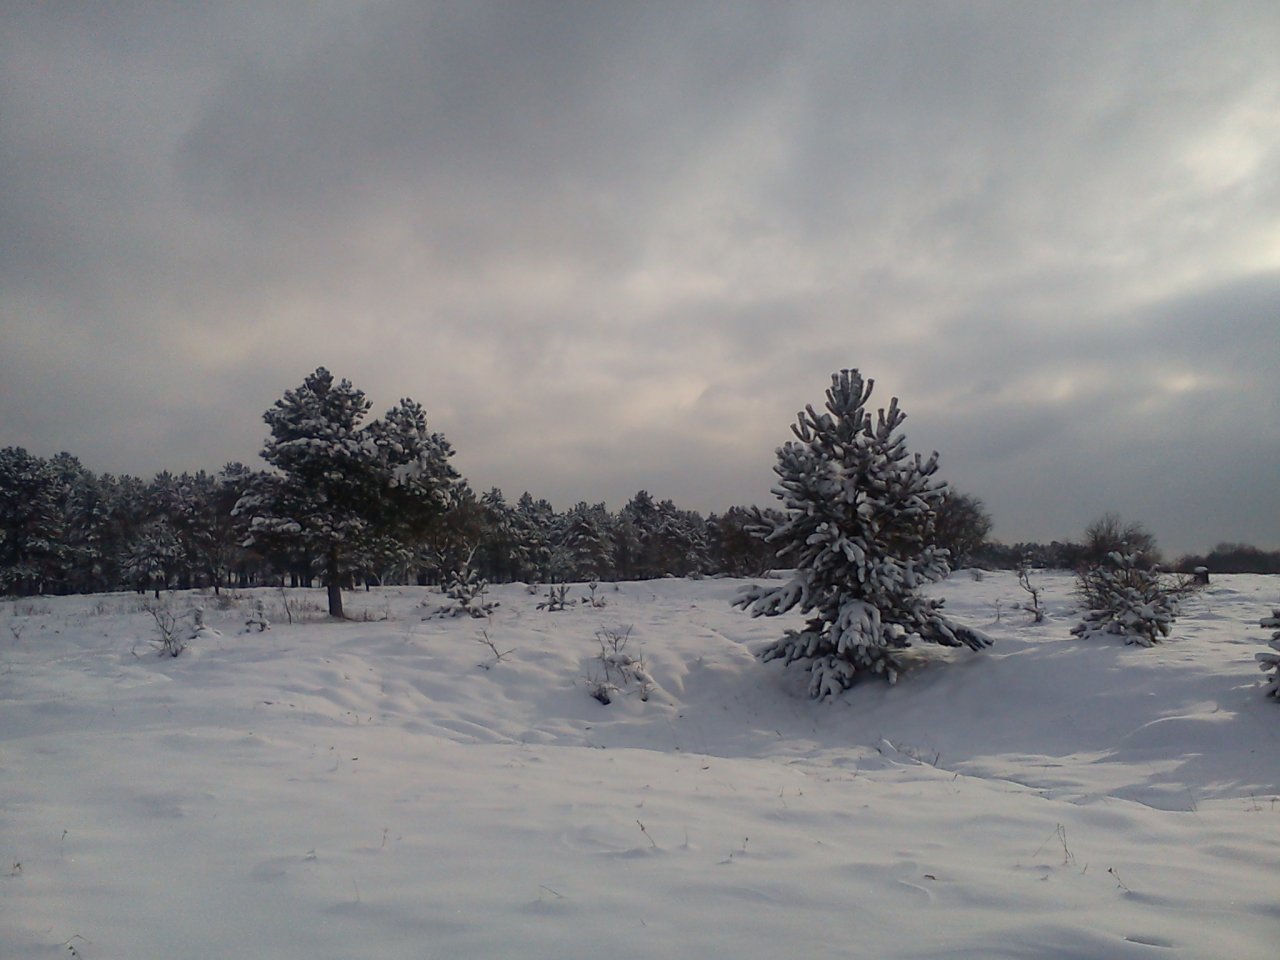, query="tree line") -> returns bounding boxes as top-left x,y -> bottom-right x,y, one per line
975,534 -> 1280,576
0,446 -> 791,603
0,370 -> 789,609
5,367 -> 1272,610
